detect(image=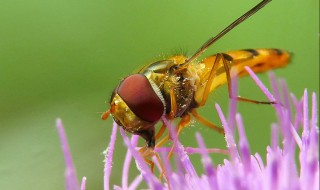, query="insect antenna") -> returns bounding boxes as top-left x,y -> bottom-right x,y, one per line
182,0 -> 272,66
101,109 -> 111,120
